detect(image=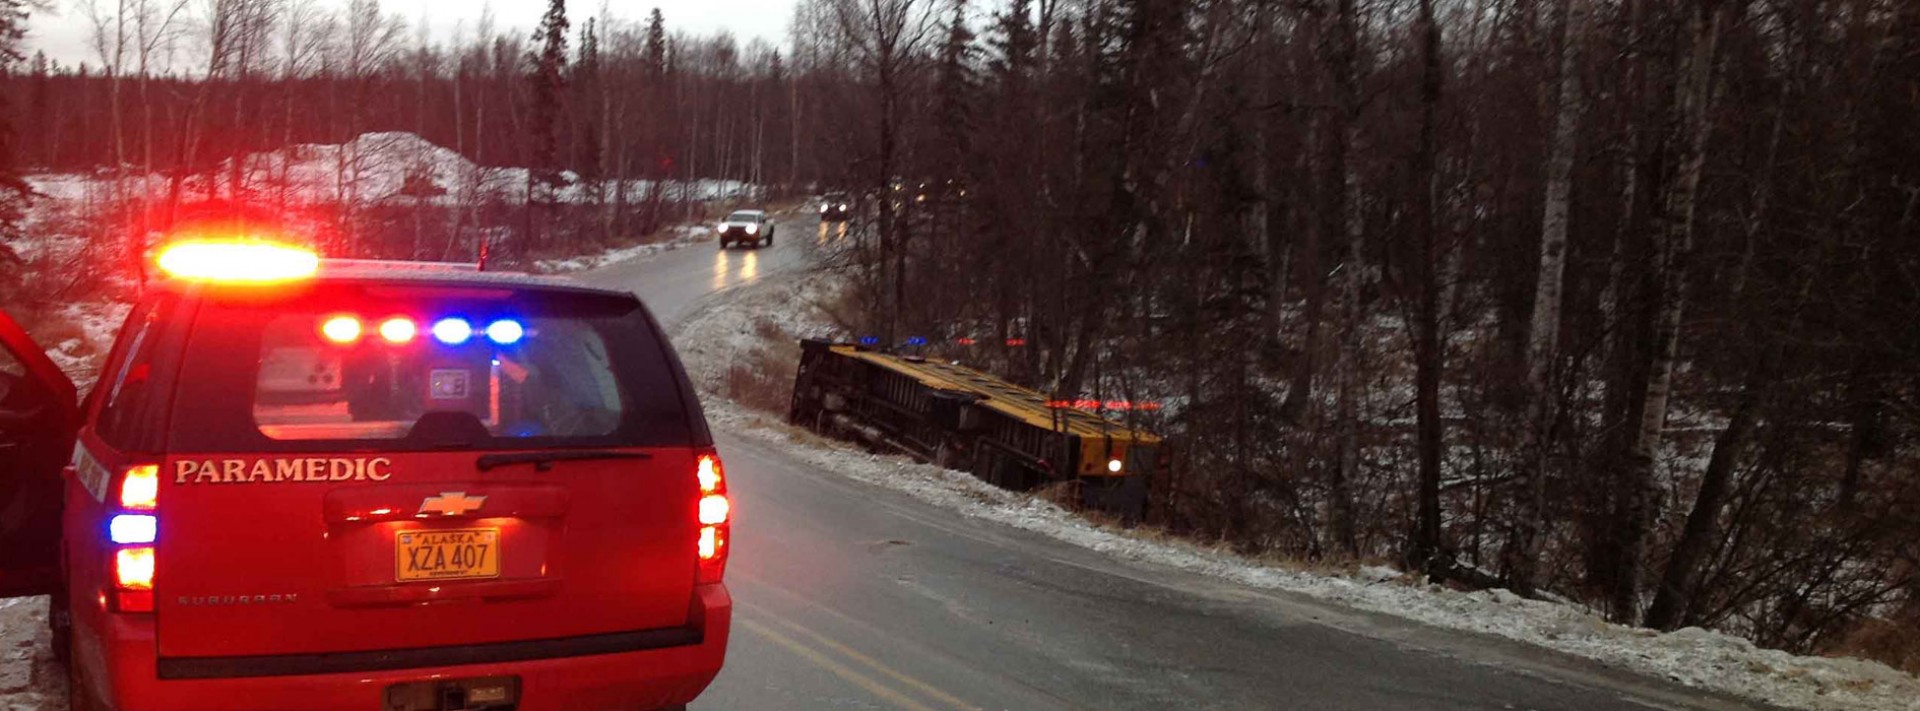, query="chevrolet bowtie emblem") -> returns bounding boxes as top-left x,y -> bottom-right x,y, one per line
419,492 -> 487,516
